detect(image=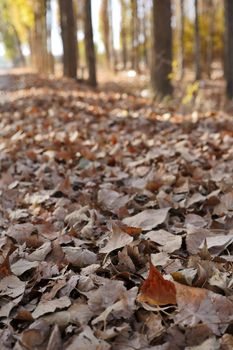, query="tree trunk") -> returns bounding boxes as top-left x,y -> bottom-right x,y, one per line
59,0 -> 77,78
100,0 -> 111,67
46,0 -> 54,74
177,0 -> 184,80
151,0 -> 173,97
224,0 -> 233,98
206,0 -> 215,79
84,0 -> 97,86
108,0 -> 117,72
194,0 -> 201,80
33,0 -> 49,74
142,0 -> 148,69
120,0 -> 127,69
130,0 -> 139,72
